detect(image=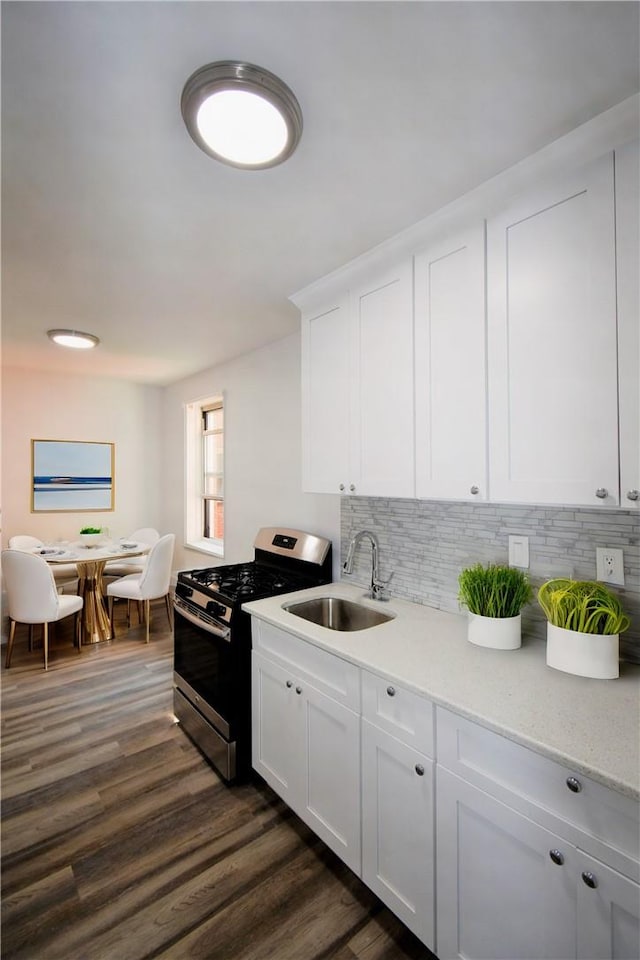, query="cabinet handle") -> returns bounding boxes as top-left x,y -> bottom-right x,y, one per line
470,485 -> 479,495
549,849 -> 565,866
339,483 -> 345,492
595,488 -> 608,499
566,776 -> 582,793
349,484 -> 356,492
415,764 -> 425,776
295,686 -> 302,695
581,871 -> 598,889
386,686 -> 396,697
286,680 -> 293,688
626,489 -> 639,502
